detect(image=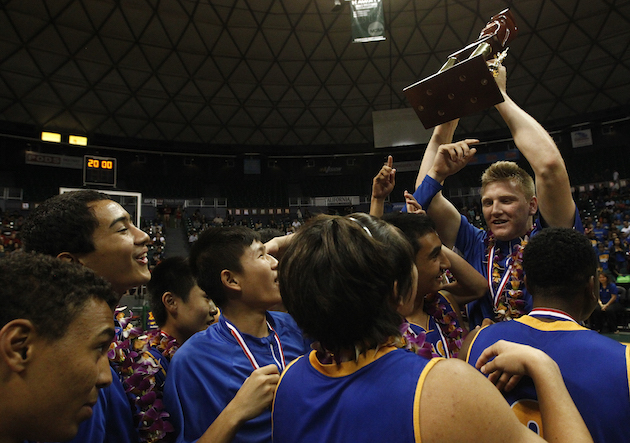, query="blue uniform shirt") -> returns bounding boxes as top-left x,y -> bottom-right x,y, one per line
466,313 -> 630,443
163,311 -> 309,443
